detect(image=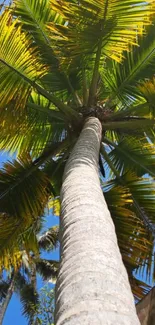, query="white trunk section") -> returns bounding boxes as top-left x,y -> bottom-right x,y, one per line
55,117 -> 140,325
